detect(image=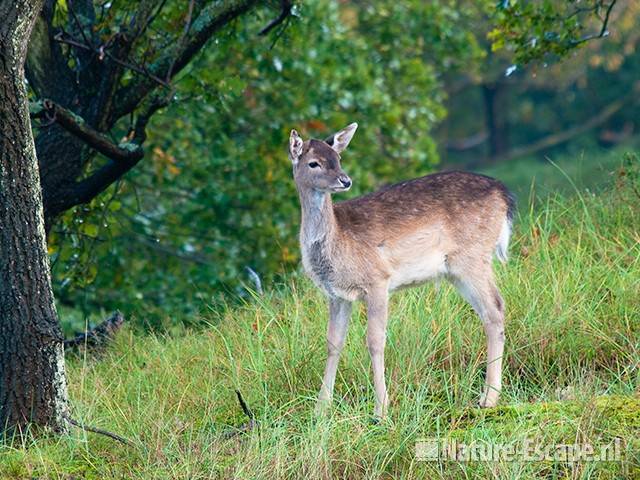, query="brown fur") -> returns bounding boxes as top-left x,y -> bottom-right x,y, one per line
289,124 -> 514,417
